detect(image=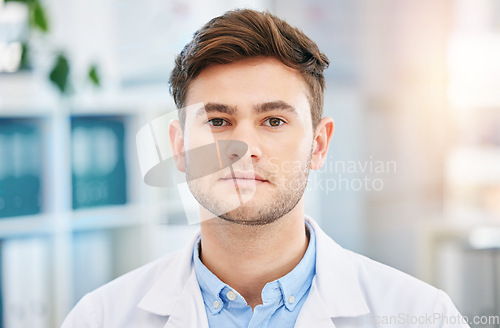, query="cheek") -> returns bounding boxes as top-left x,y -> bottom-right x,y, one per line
264,138 -> 312,170
285,132 -> 313,157
183,125 -> 216,150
